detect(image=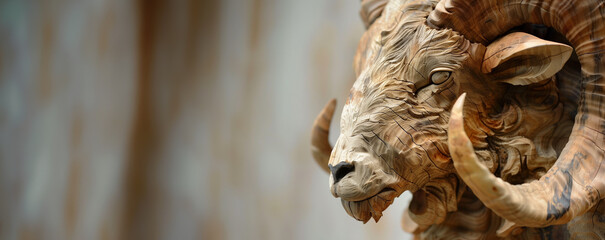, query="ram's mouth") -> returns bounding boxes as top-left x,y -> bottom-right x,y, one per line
341,187 -> 400,223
